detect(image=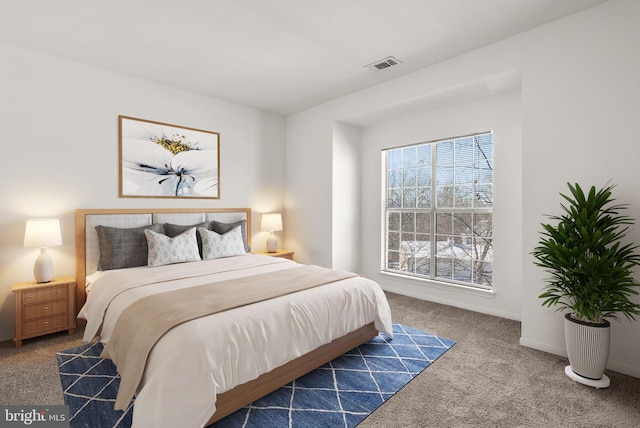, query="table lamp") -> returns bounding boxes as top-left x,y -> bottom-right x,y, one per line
24,218 -> 62,283
260,213 -> 283,253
